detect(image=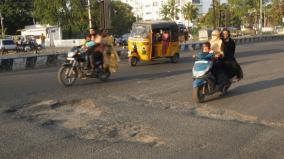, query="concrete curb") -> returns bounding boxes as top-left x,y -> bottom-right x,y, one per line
1,35 -> 284,73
